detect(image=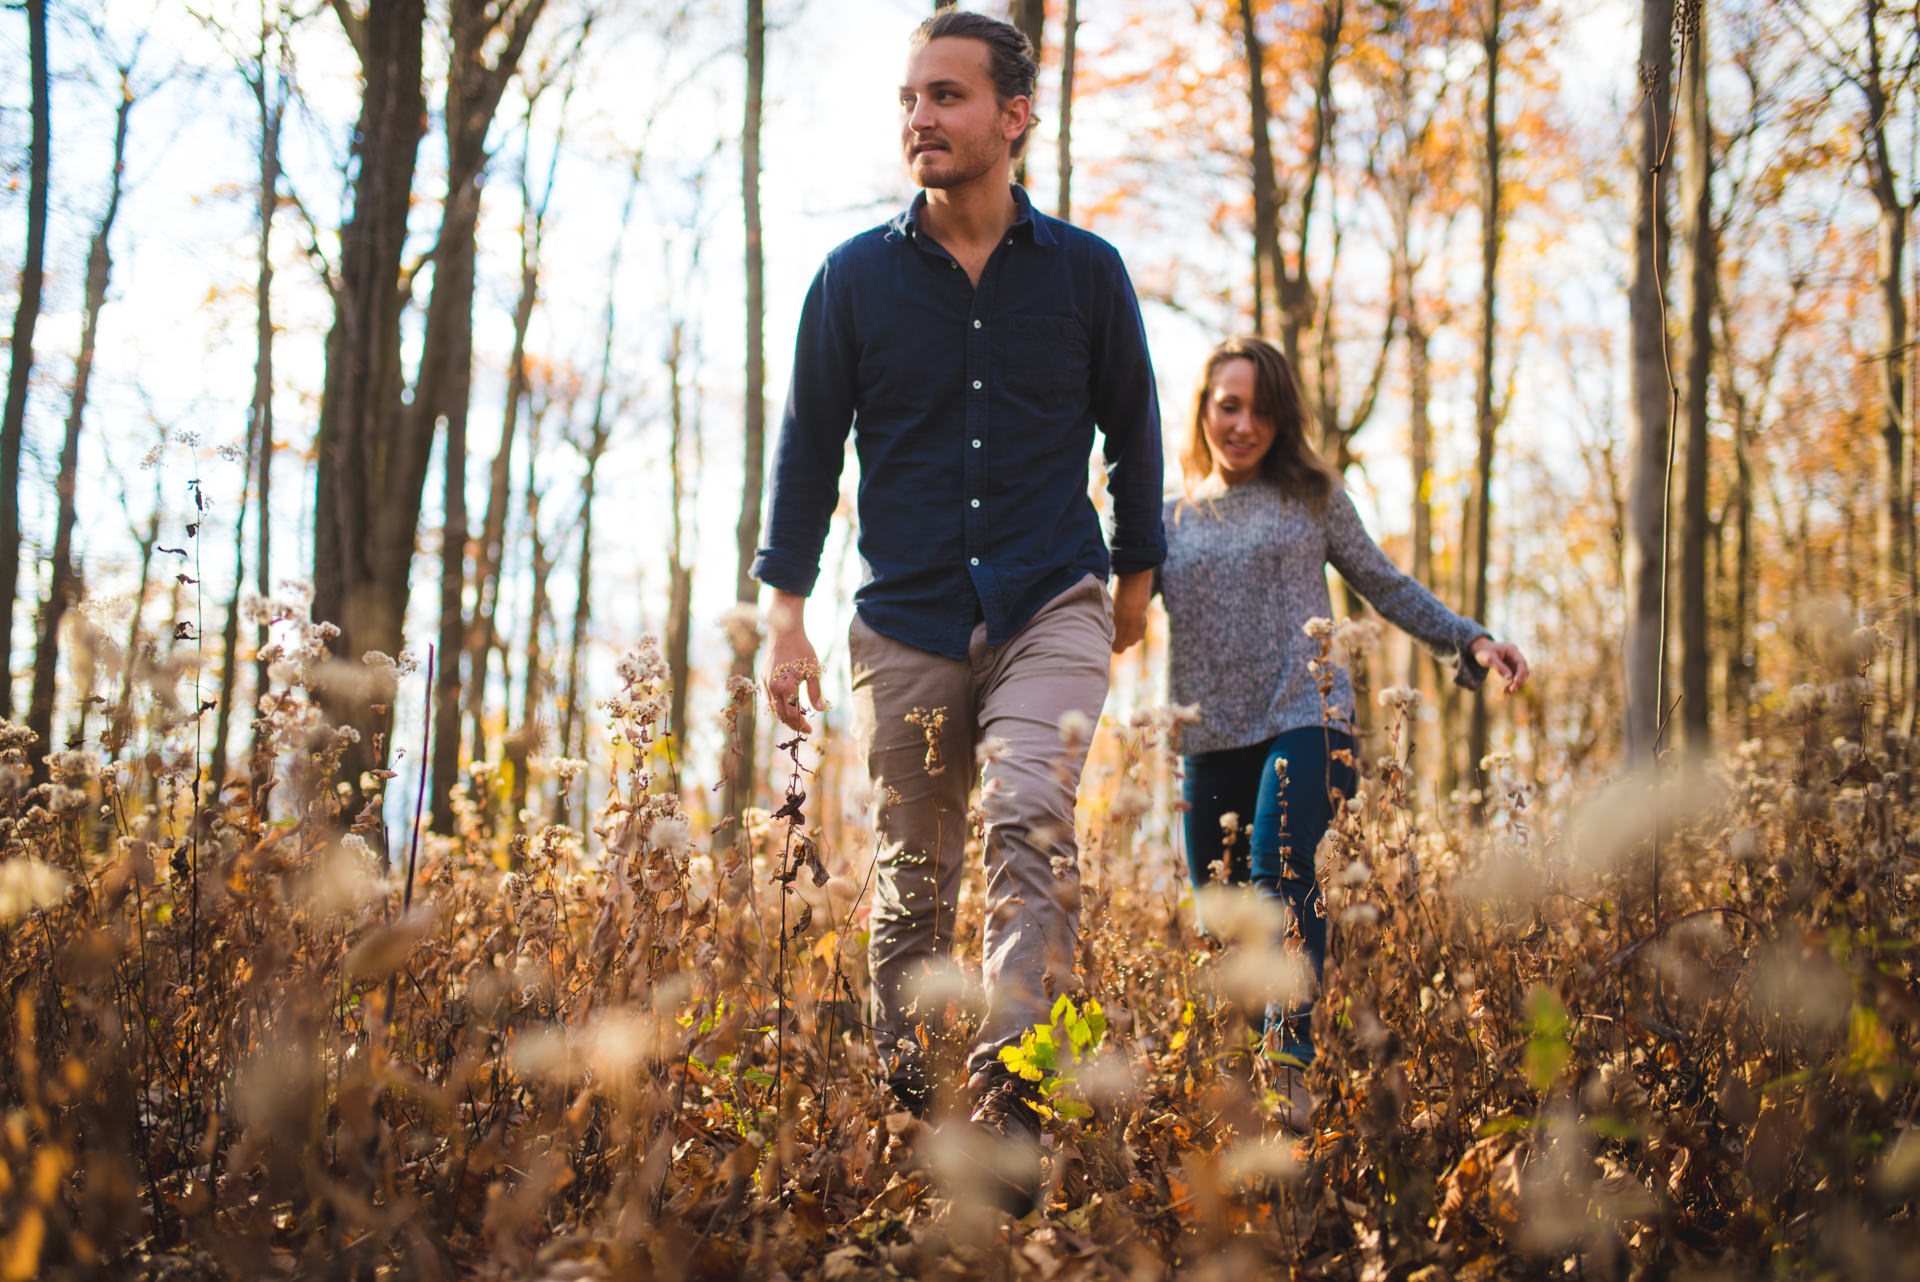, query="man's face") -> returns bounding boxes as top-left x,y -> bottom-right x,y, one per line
899,37 -> 1026,190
